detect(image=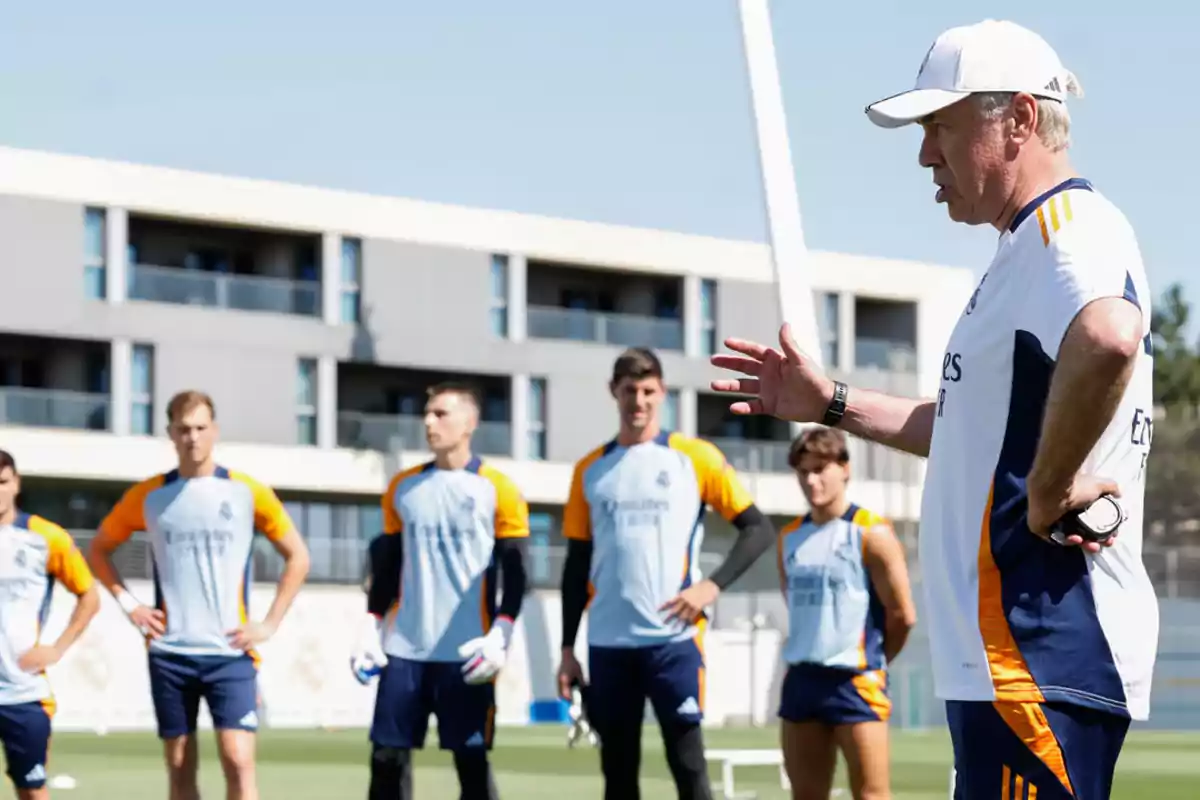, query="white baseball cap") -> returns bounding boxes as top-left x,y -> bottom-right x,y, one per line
865,19 -> 1083,129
